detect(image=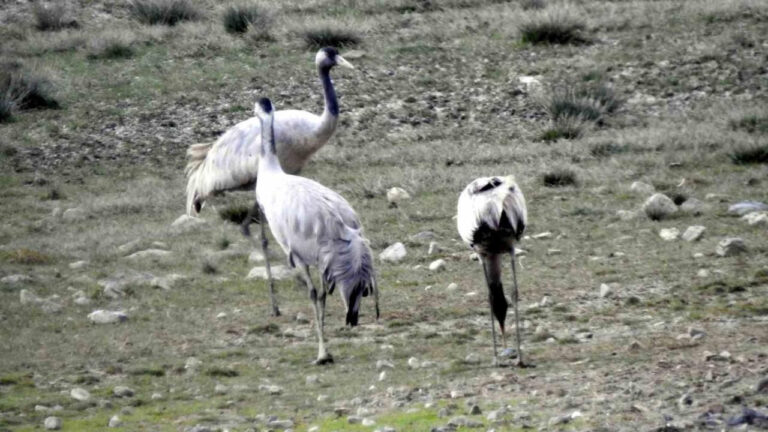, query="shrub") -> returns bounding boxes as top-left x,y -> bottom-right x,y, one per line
590,141 -> 627,158
540,116 -> 585,142
540,82 -> 622,140
521,0 -> 546,11
33,2 -> 79,31
130,0 -> 201,26
0,64 -> 60,115
223,4 -> 269,34
542,167 -> 578,187
87,31 -> 136,59
303,27 -> 360,50
520,6 -> 588,44
729,114 -> 768,134
218,204 -> 252,225
729,143 -> 768,165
